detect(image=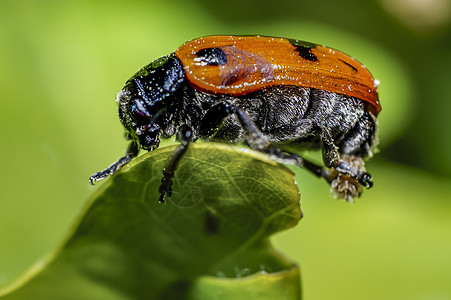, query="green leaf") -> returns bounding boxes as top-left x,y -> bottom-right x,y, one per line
0,143 -> 302,300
